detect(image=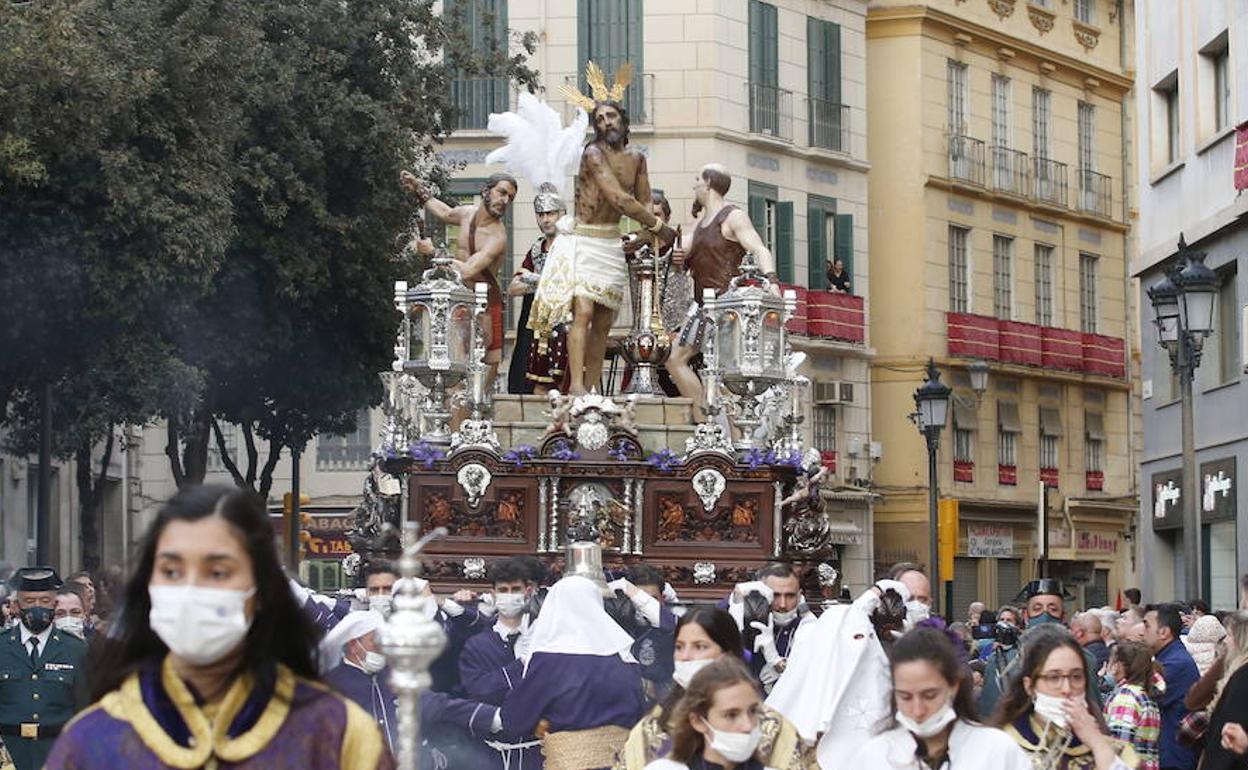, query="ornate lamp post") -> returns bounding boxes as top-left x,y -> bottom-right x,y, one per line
713,253 -> 796,453
380,522 -> 447,770
1147,234 -> 1218,600
912,359 -> 951,615
401,253 -> 484,445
